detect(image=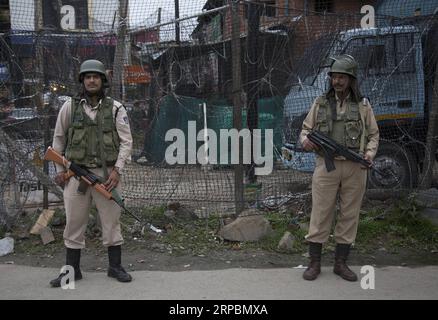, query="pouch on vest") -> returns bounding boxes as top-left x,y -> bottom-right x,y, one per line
345,121 -> 362,149
68,128 -> 87,160
316,106 -> 330,135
